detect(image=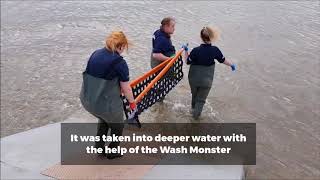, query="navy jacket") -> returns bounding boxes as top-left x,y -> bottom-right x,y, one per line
86,48 -> 129,82
187,44 -> 225,66
152,29 -> 176,57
